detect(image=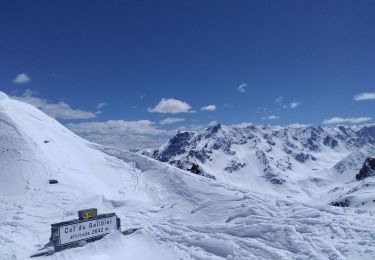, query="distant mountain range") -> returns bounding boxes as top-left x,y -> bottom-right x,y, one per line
144,123 -> 375,207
